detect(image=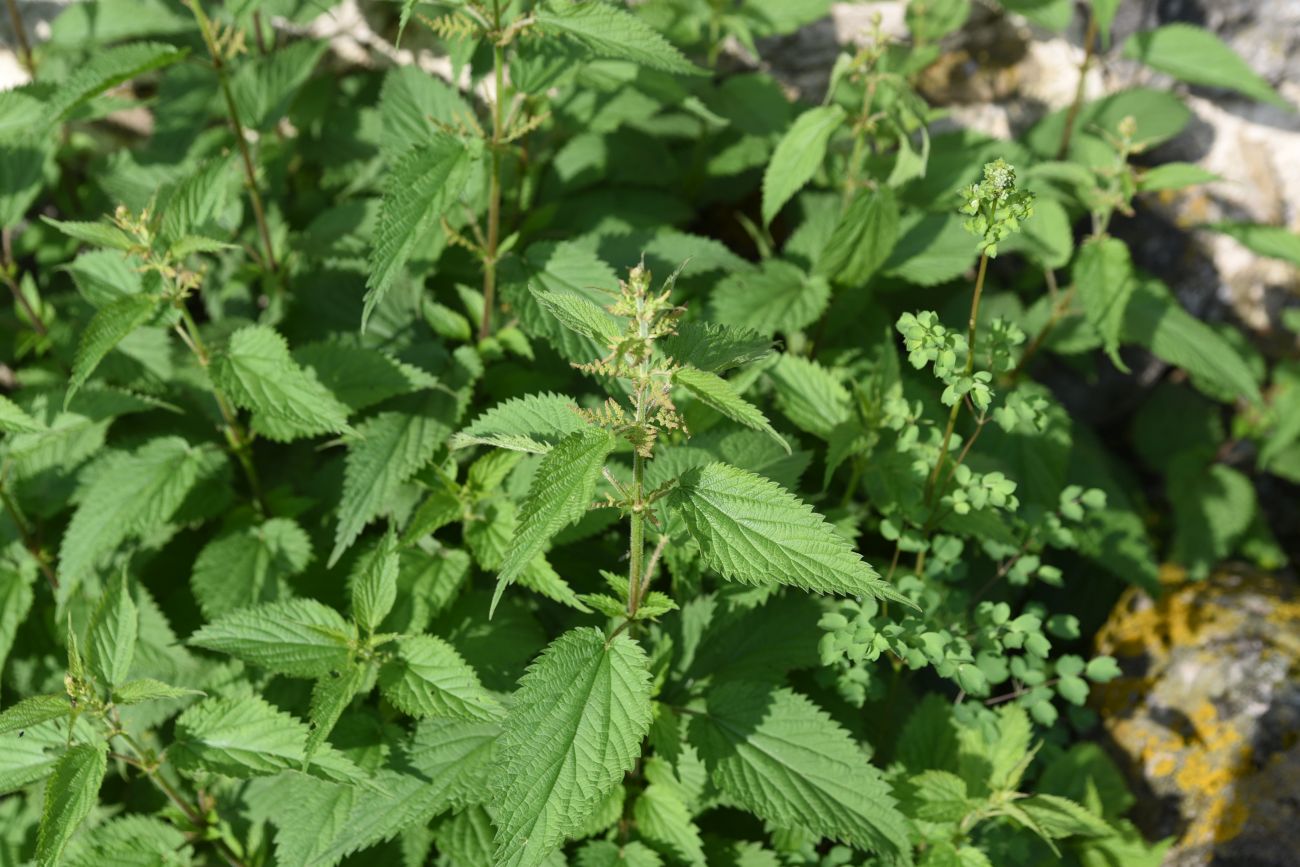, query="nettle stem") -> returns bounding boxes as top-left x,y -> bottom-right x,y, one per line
175,303 -> 267,514
0,479 -> 58,590
626,279 -> 655,617
924,250 -> 988,503
188,0 -> 279,279
111,720 -> 249,867
627,453 -> 646,616
1056,9 -> 1097,160
2,227 -> 50,337
4,0 -> 35,76
843,76 -> 880,201
480,3 -> 506,340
